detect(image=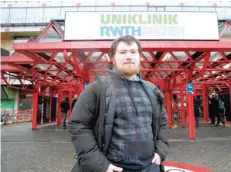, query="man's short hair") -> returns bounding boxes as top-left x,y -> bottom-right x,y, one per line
108,35 -> 142,59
